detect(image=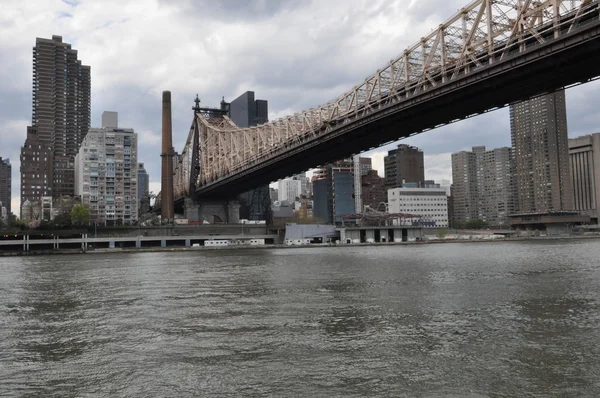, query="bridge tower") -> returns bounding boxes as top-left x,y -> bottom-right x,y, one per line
183,95 -> 241,224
